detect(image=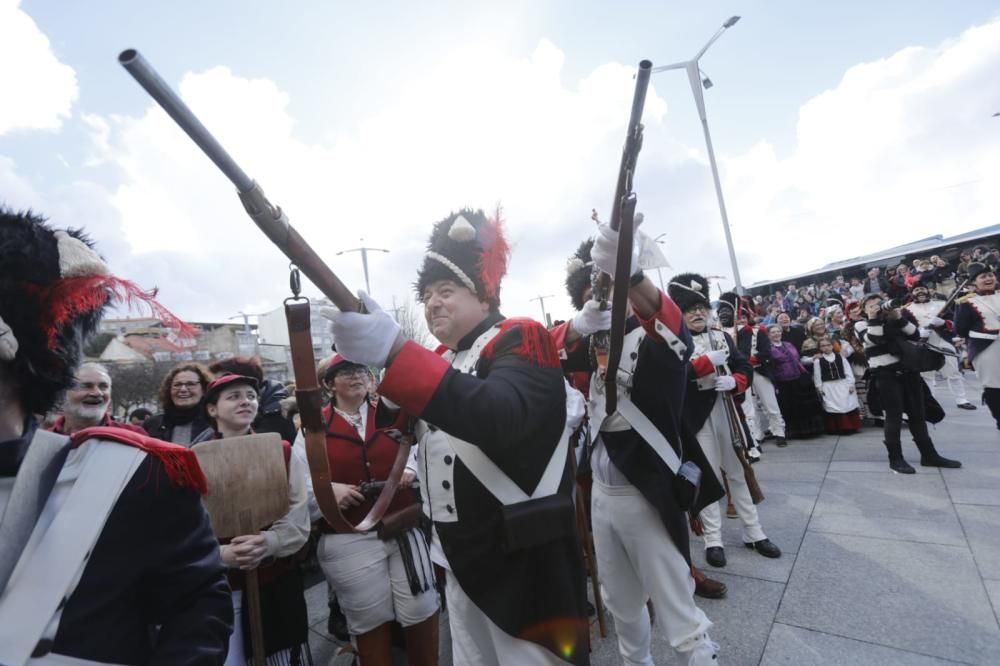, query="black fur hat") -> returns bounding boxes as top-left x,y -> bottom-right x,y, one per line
667,272 -> 711,312
0,206 -> 191,415
0,208 -> 110,415
967,262 -> 994,282
718,290 -> 739,315
565,239 -> 594,312
414,207 -> 510,312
